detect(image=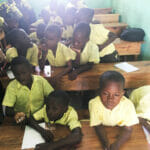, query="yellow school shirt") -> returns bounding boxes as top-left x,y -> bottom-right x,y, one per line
33,105 -> 81,131
6,43 -> 39,66
46,42 -> 75,67
71,41 -> 100,65
29,32 -> 40,44
31,19 -> 45,28
0,17 -> 4,27
2,75 -> 54,117
89,96 -> 139,127
130,85 -> 150,120
89,24 -> 116,58
62,25 -> 74,40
